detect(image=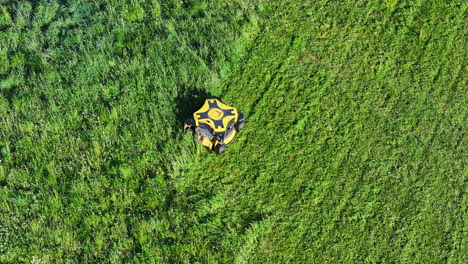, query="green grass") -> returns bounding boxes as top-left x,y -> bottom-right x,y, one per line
0,0 -> 466,263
